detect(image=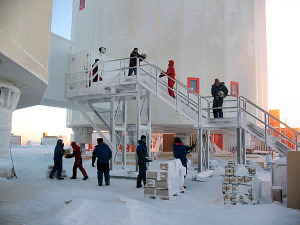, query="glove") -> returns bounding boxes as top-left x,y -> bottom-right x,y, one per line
92,164 -> 95,167
191,144 -> 195,149
159,74 -> 163,78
